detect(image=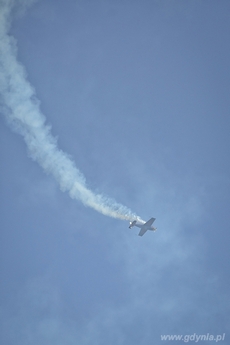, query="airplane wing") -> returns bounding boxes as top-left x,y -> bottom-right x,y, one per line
138,218 -> 156,236
138,227 -> 148,236
144,217 -> 155,227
